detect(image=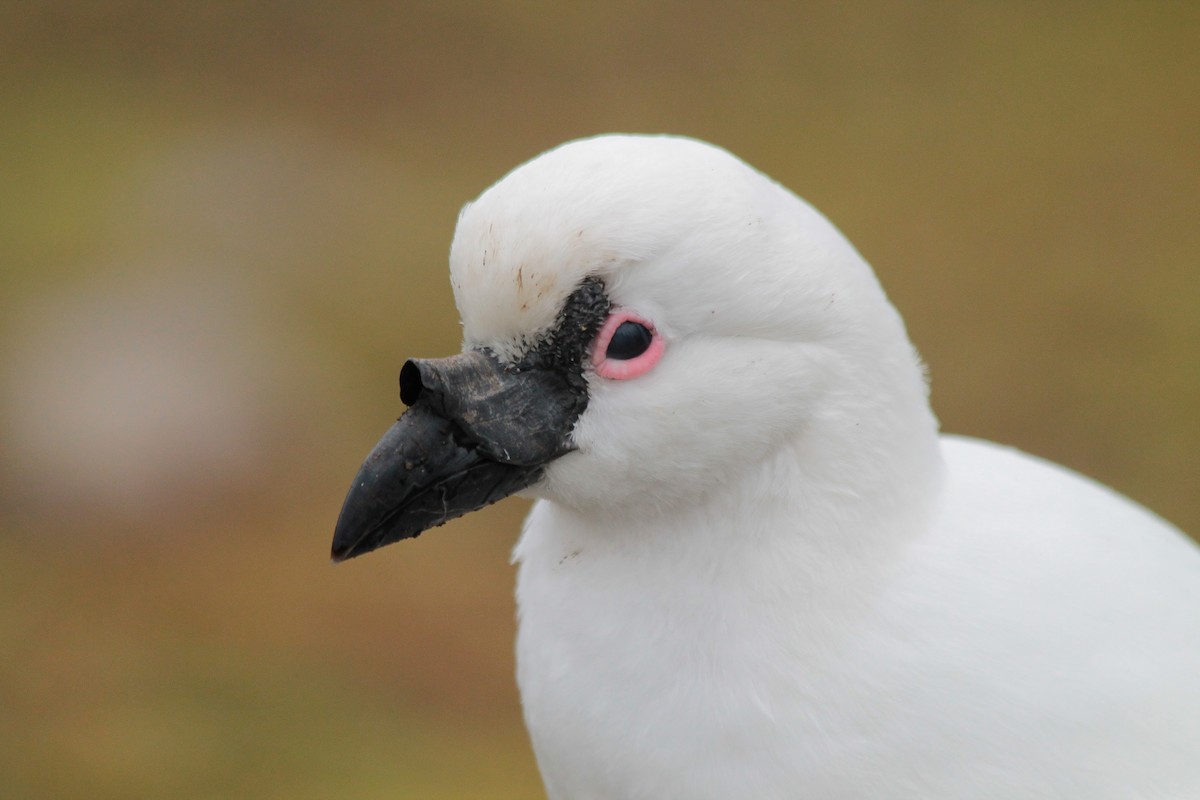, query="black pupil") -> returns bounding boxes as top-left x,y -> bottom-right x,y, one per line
605,321 -> 653,360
